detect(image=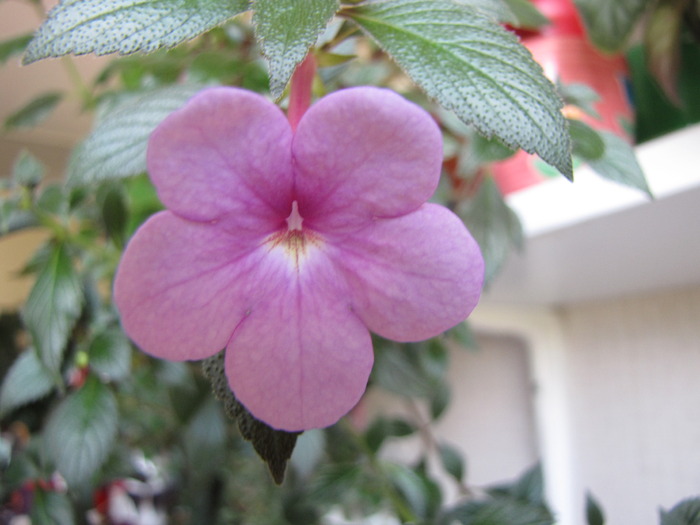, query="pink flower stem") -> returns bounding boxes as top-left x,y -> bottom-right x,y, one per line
287,53 -> 317,132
